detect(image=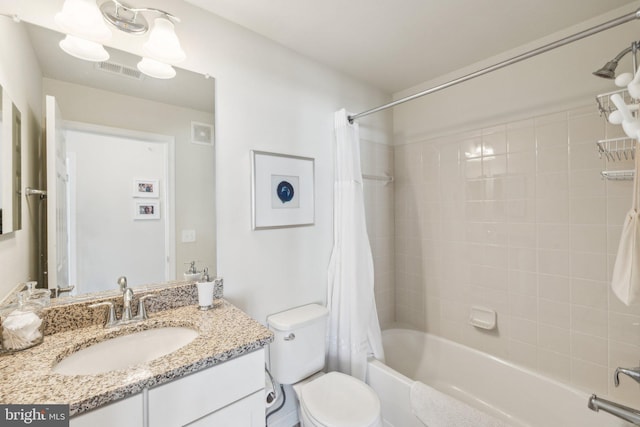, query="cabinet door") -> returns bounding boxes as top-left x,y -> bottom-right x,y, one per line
185,390 -> 264,427
70,393 -> 143,427
148,349 -> 265,427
